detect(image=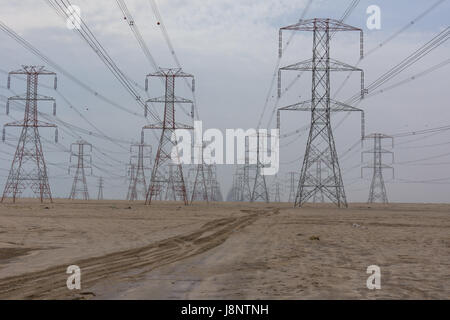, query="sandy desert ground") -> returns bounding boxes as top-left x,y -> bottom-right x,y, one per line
0,200 -> 448,300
